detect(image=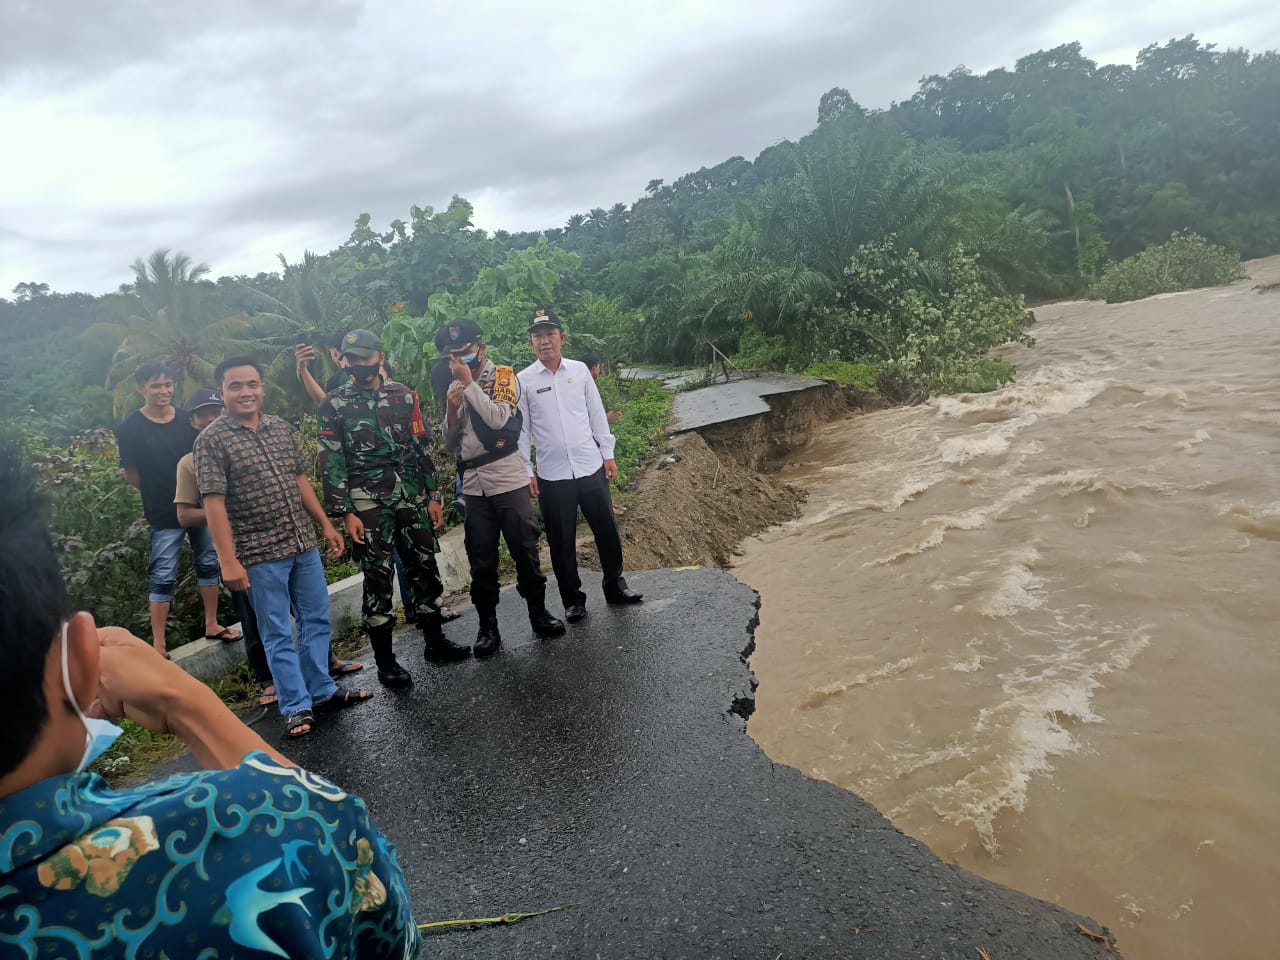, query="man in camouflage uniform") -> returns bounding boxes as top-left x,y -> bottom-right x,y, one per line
438,318 -> 565,656
318,329 -> 470,687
